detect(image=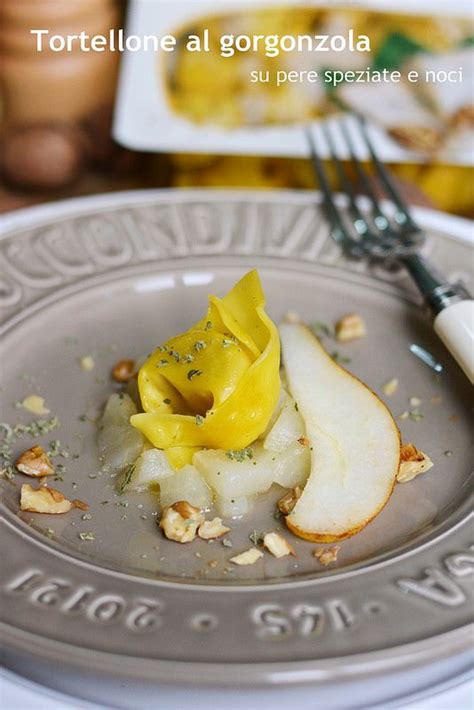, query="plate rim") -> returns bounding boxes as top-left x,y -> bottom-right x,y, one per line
1,188 -> 472,693
0,187 -> 472,245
